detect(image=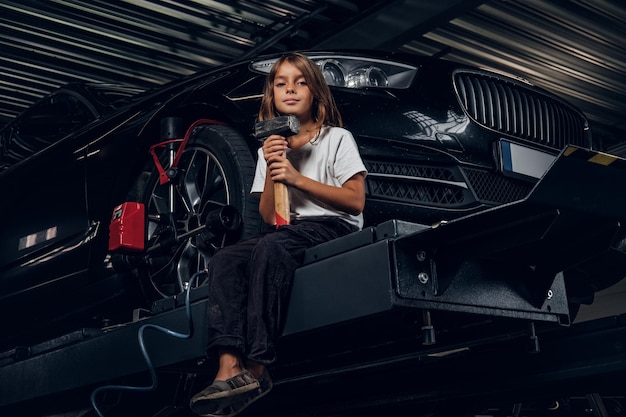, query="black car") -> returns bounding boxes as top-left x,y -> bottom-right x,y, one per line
0,82 -> 145,169
0,50 -> 619,350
